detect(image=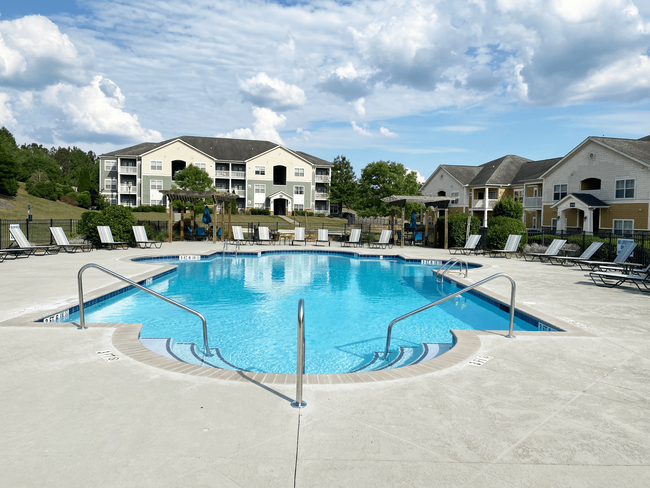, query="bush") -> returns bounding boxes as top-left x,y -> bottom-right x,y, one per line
78,205 -> 138,242
132,205 -> 166,213
438,213 -> 481,248
77,191 -> 92,208
27,181 -> 60,200
493,197 -> 523,220
0,177 -> 19,196
59,194 -> 79,206
486,216 -> 527,250
250,208 -> 270,215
